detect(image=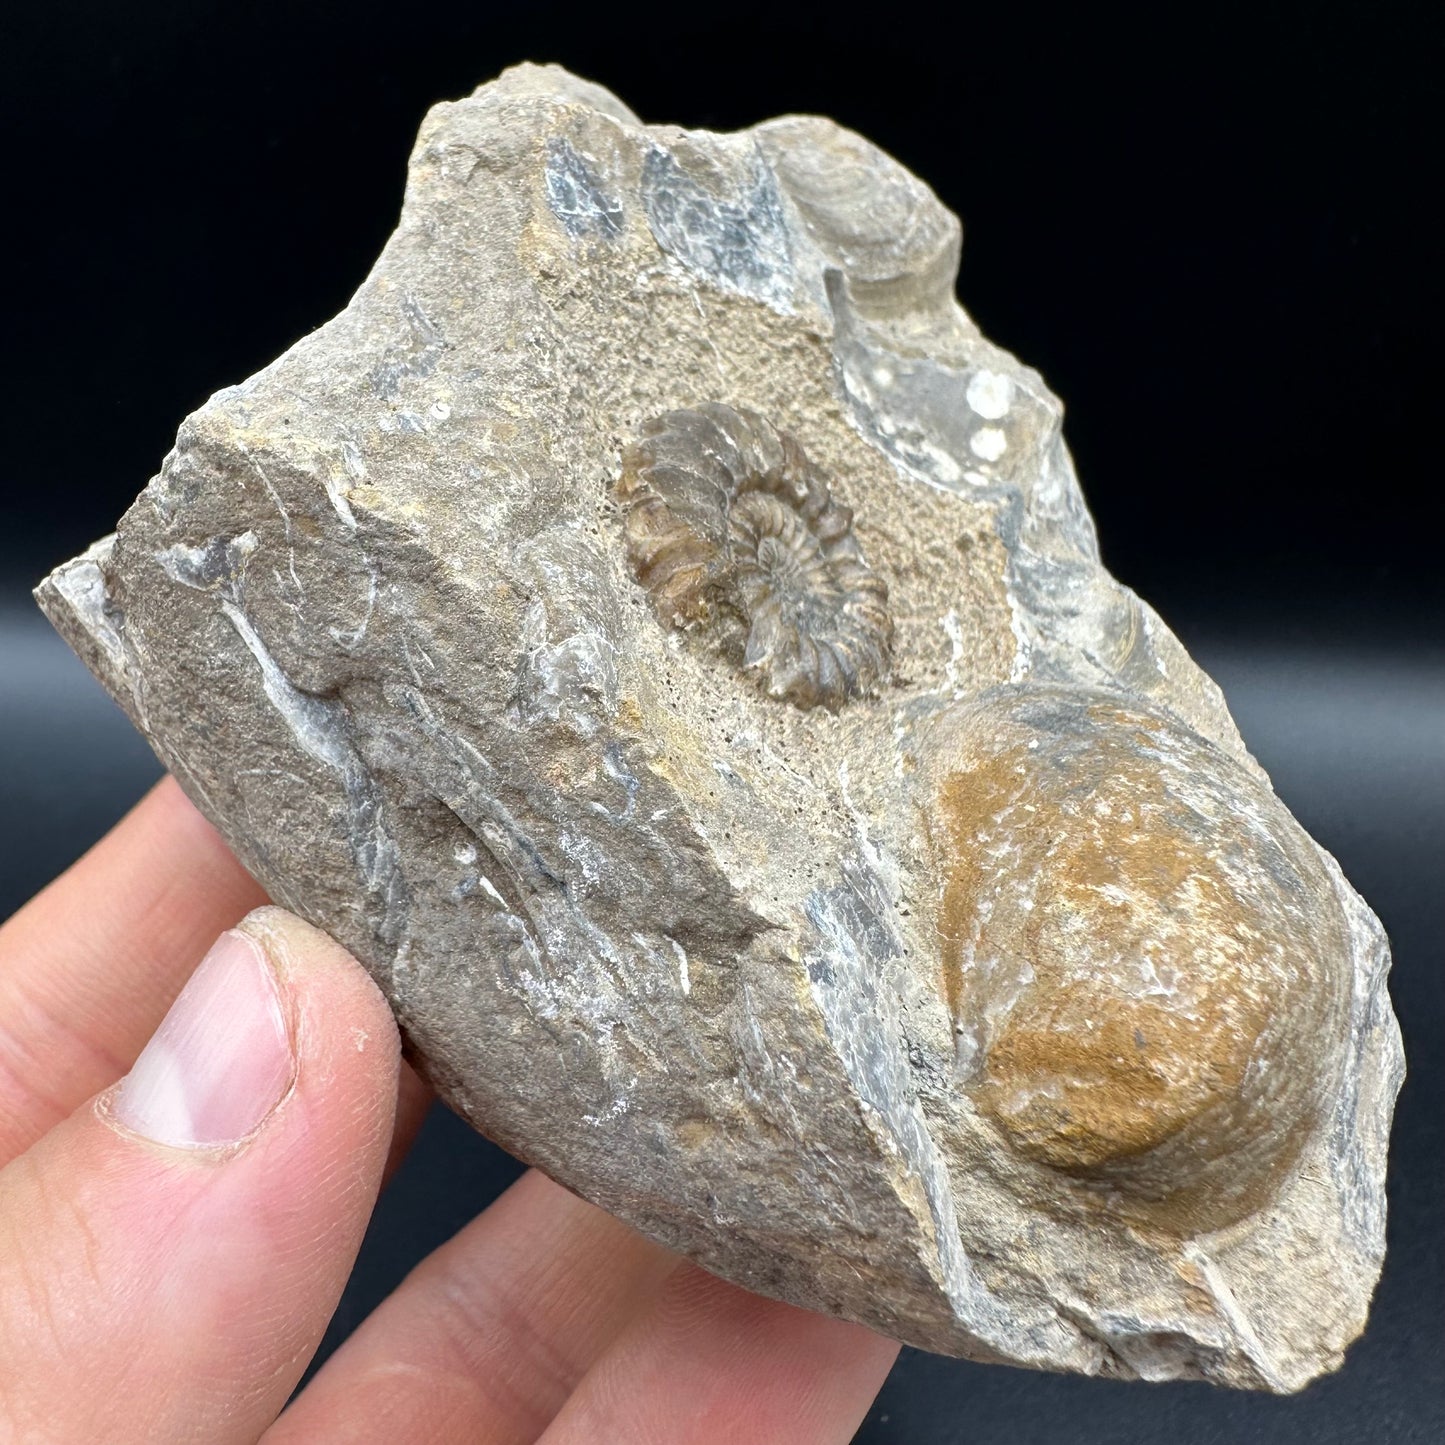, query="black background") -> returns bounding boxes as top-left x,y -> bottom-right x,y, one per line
1,2 -> 1440,1441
